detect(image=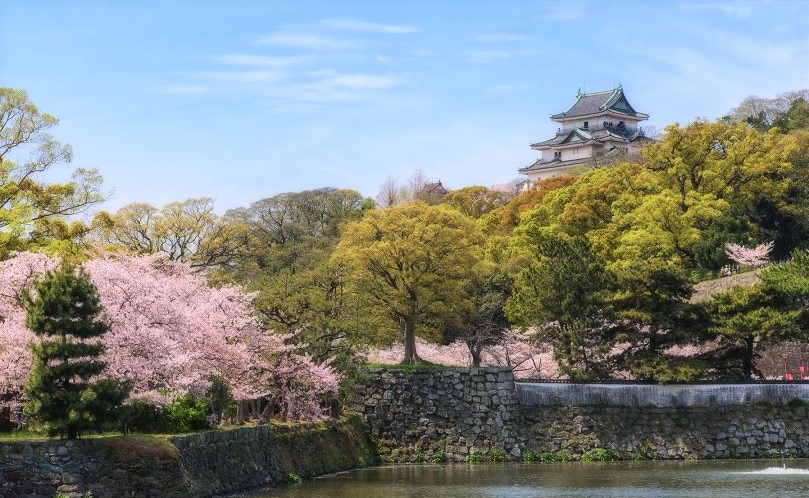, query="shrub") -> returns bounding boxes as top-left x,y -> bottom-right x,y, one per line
121,399 -> 167,434
487,448 -> 509,462
467,453 -> 484,463
581,448 -> 620,462
431,449 -> 448,463
164,394 -> 211,433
